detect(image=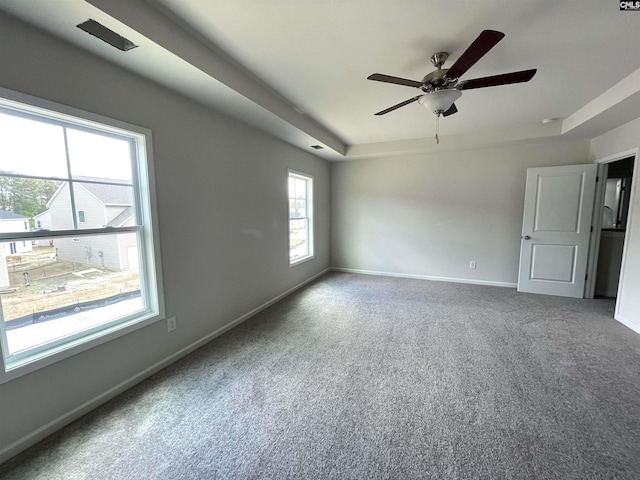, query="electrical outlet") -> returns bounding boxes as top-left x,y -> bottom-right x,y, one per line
469,261 -> 477,269
167,316 -> 177,332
